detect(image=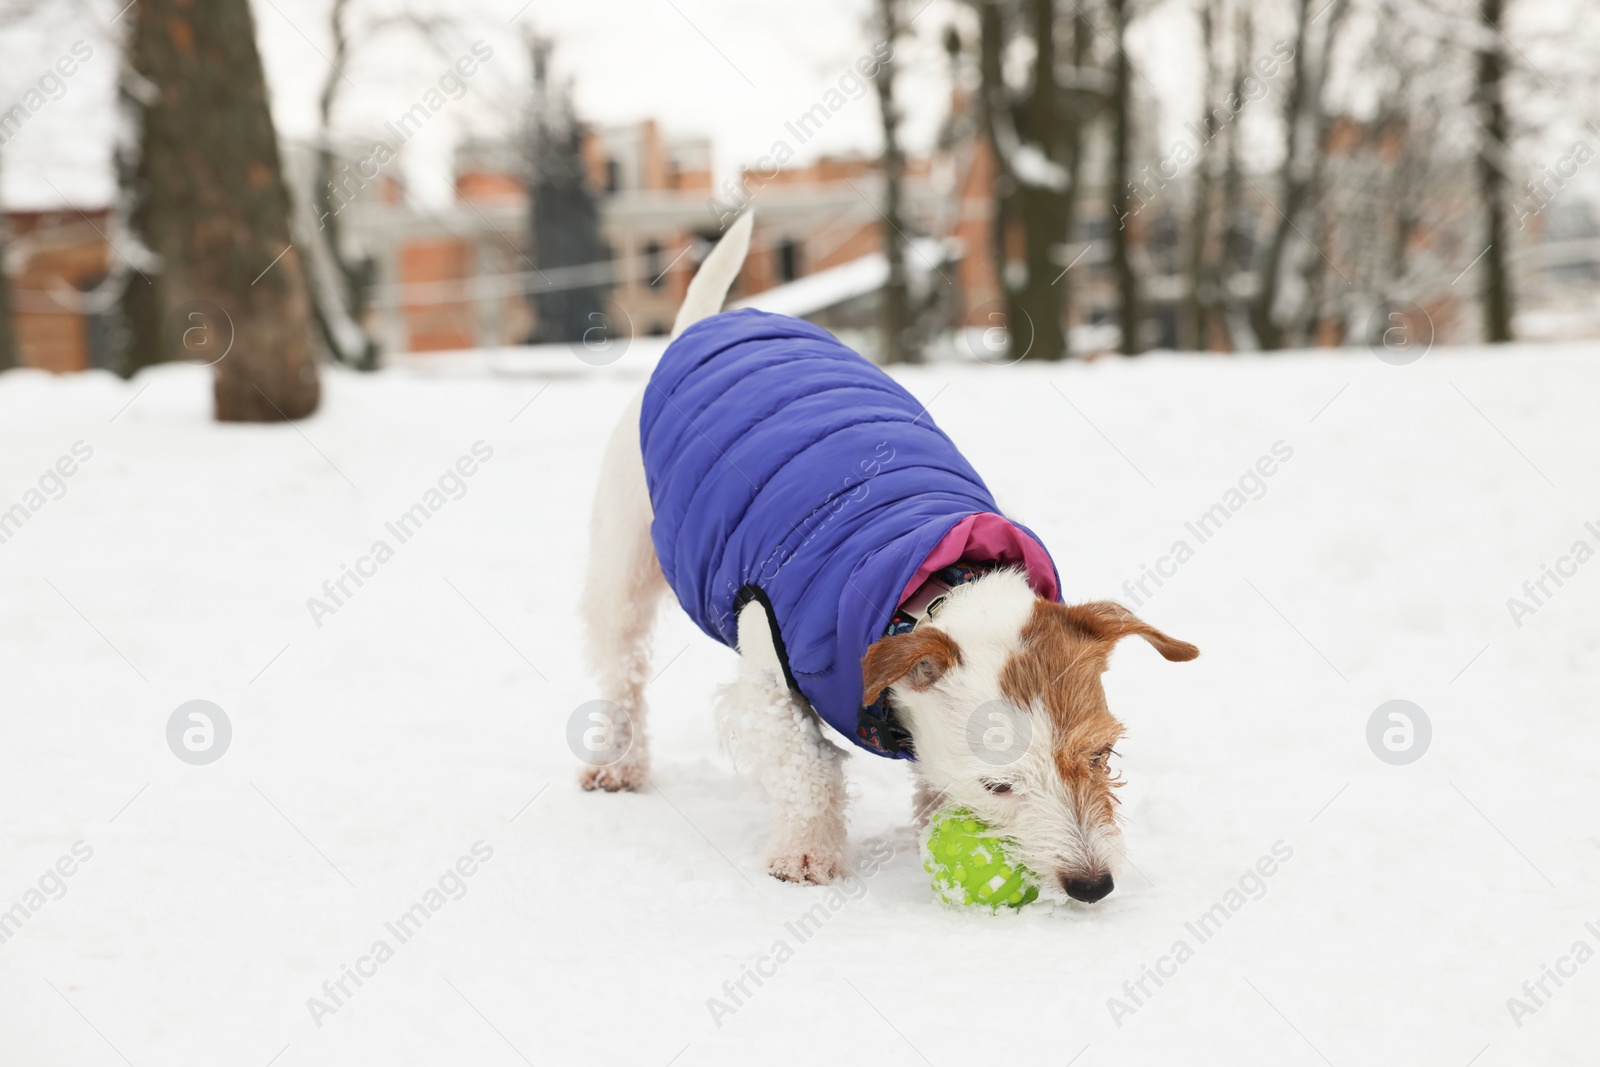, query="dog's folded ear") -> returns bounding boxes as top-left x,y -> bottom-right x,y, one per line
1057,601 -> 1199,662
861,628 -> 964,702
